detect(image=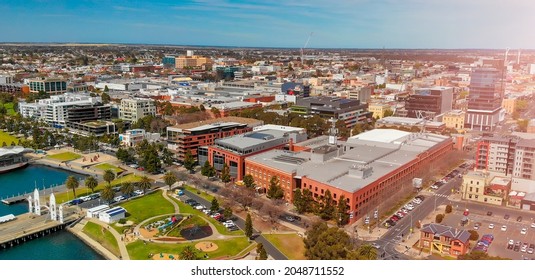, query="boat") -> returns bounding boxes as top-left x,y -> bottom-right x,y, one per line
0,146 -> 33,174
